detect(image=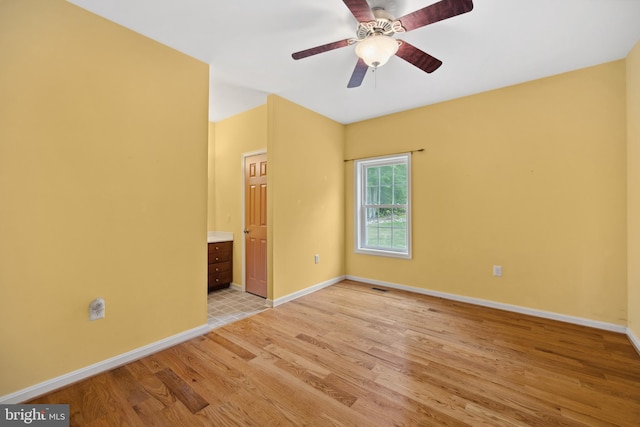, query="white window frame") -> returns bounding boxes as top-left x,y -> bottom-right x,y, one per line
354,153 -> 411,259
